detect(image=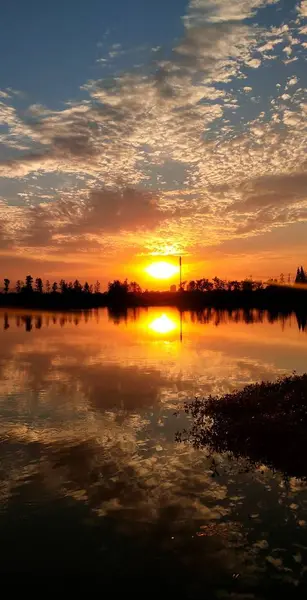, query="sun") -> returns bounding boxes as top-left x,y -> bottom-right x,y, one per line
145,261 -> 179,280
